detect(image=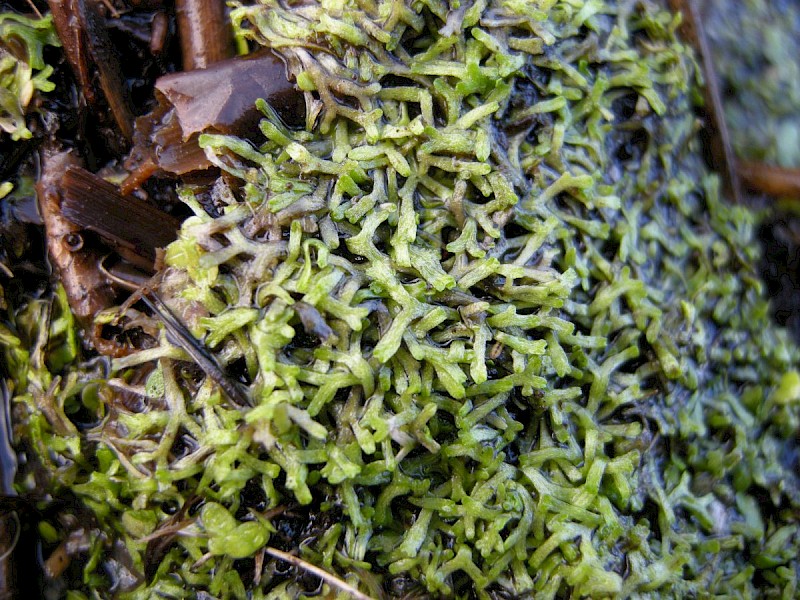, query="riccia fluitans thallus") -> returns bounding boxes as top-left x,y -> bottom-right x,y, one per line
1,0 -> 799,597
